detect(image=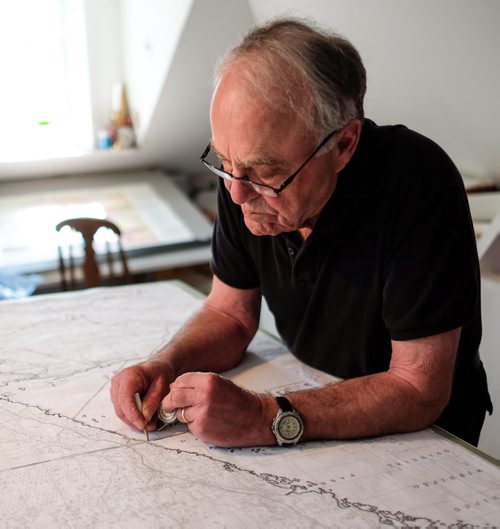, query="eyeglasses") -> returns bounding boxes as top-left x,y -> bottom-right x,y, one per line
200,128 -> 341,198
